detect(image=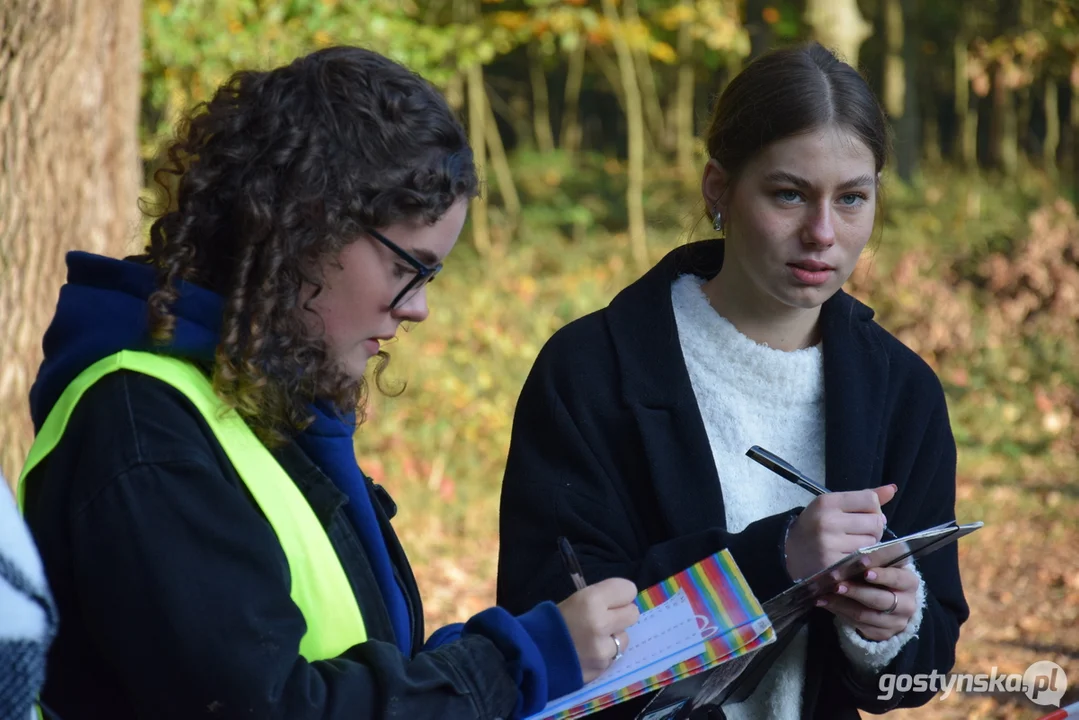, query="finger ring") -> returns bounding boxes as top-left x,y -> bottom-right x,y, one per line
612,634 -> 623,662
882,591 -> 899,615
